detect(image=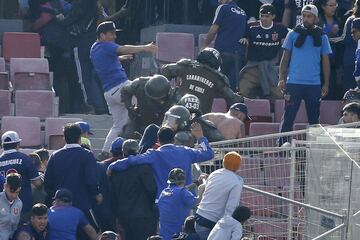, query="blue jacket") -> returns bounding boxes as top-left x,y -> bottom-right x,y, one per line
109,137 -> 213,198
158,185 -> 197,240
